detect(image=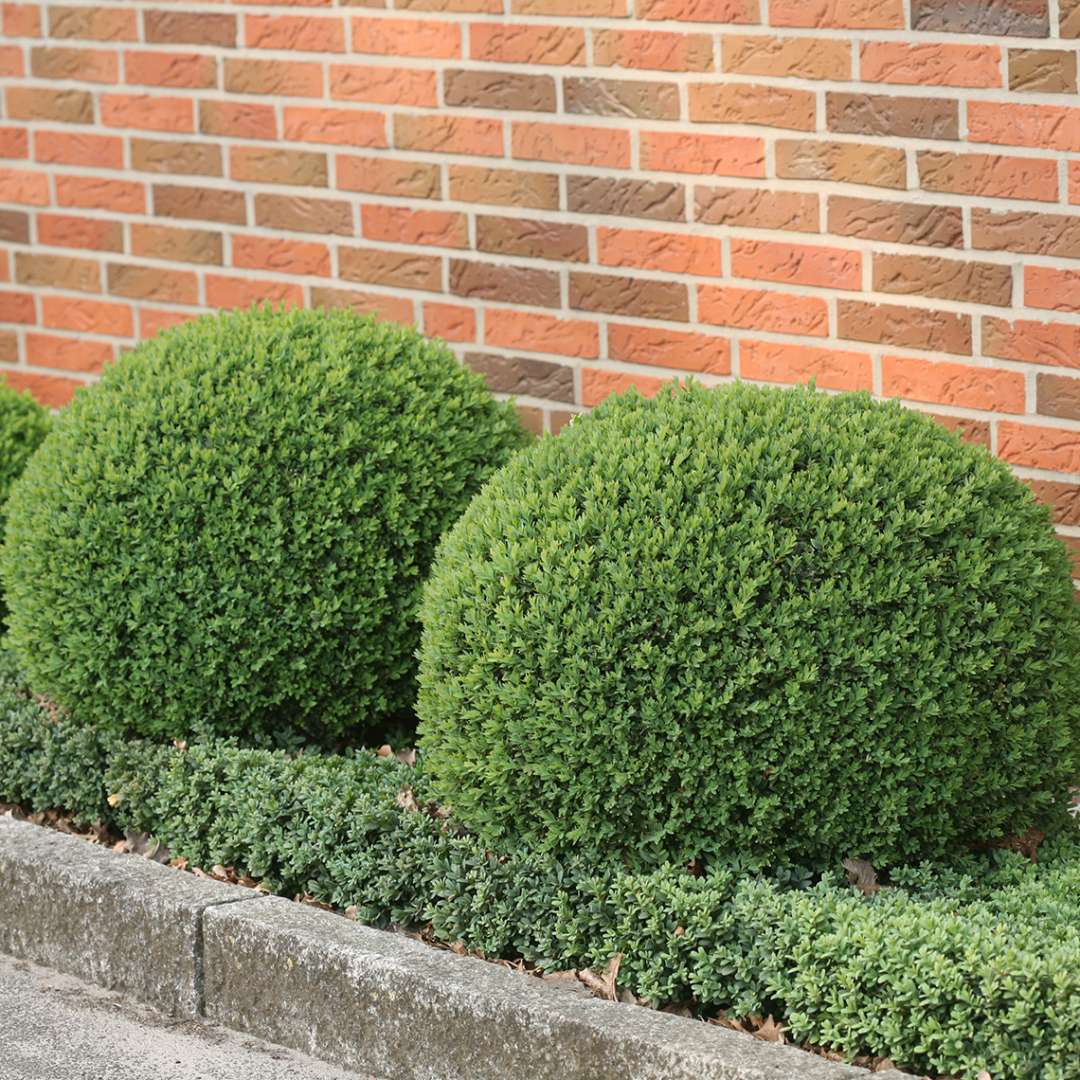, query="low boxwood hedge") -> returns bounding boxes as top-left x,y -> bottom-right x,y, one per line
2,647 -> 1078,1080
